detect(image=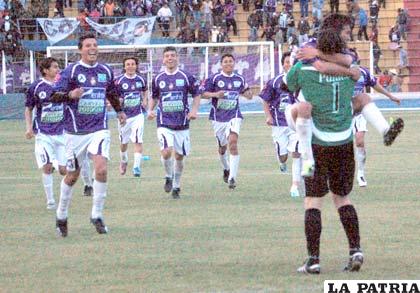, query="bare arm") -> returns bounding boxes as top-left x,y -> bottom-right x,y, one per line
188,95 -> 201,120
241,88 -> 253,100
261,99 -> 273,125
147,97 -> 158,120
202,90 -> 225,99
297,46 -> 353,67
24,107 -> 34,139
373,83 -> 401,104
313,60 -> 361,80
